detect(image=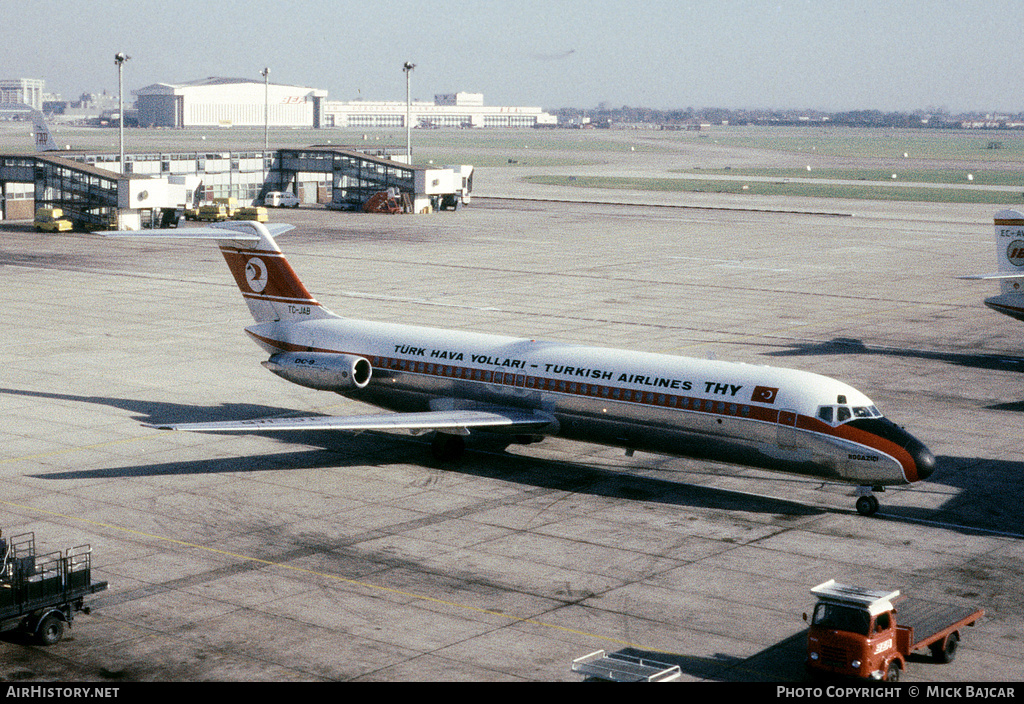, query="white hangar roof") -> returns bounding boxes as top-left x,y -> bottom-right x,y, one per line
134,77 -> 327,101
